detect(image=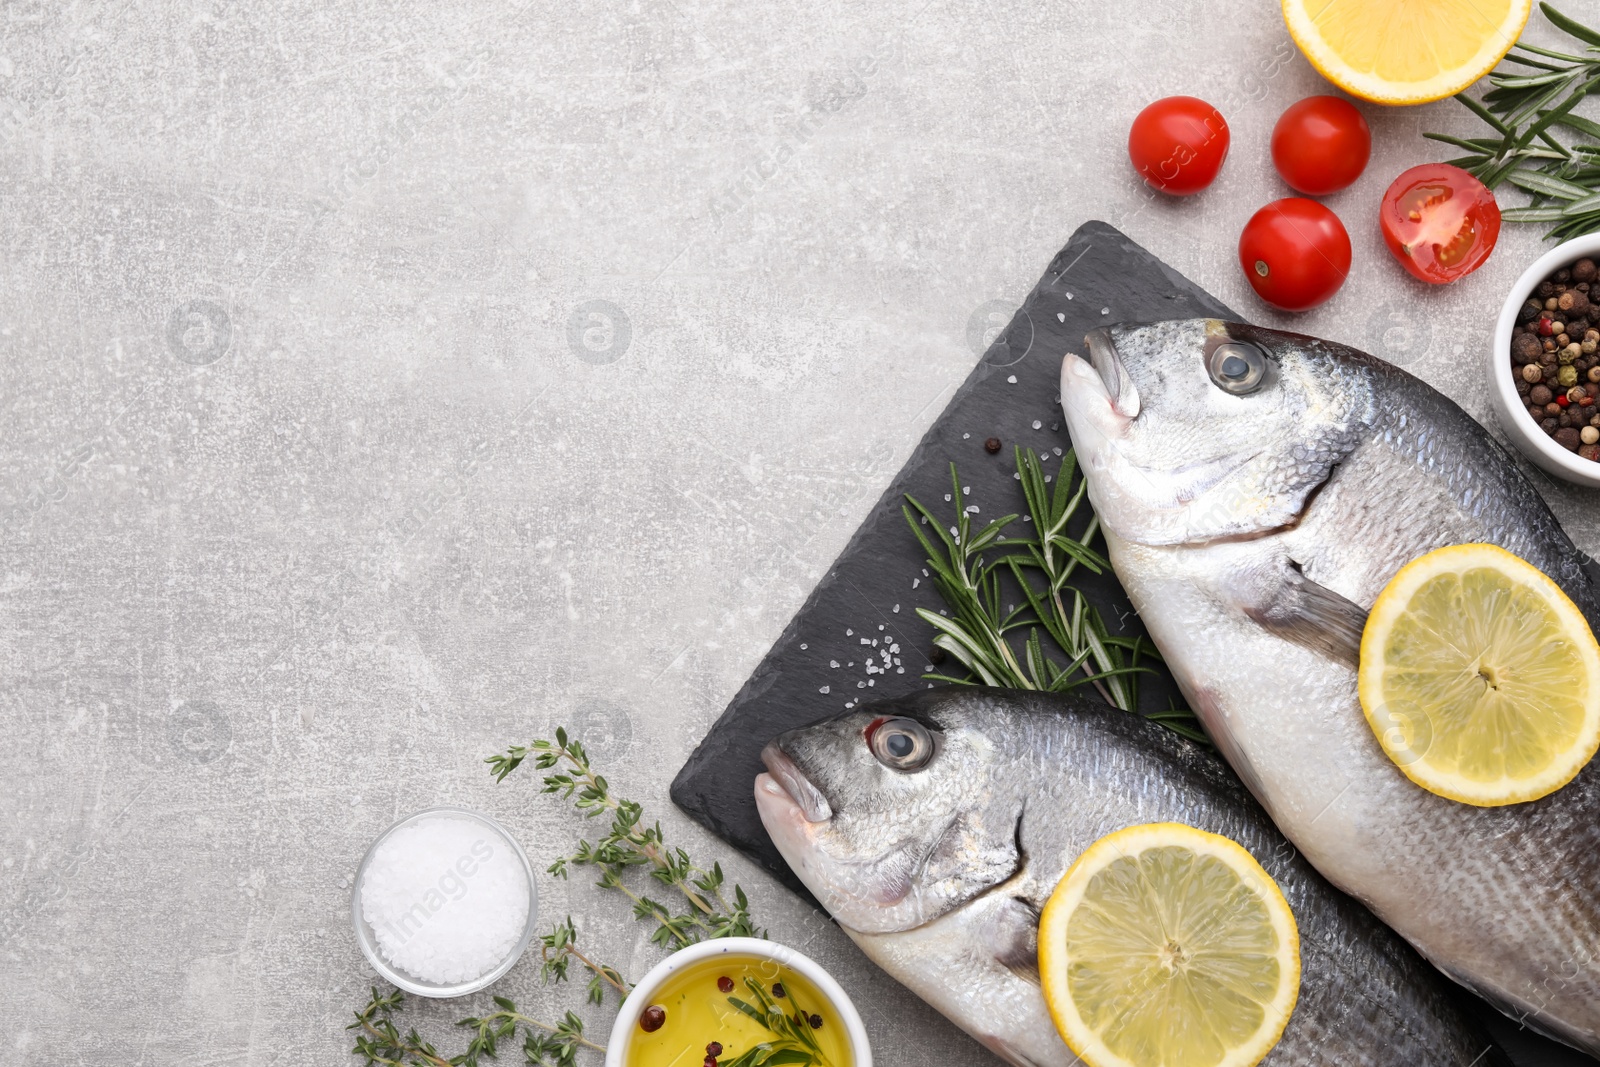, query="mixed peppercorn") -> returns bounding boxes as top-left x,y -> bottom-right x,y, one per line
1510,257 -> 1600,461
